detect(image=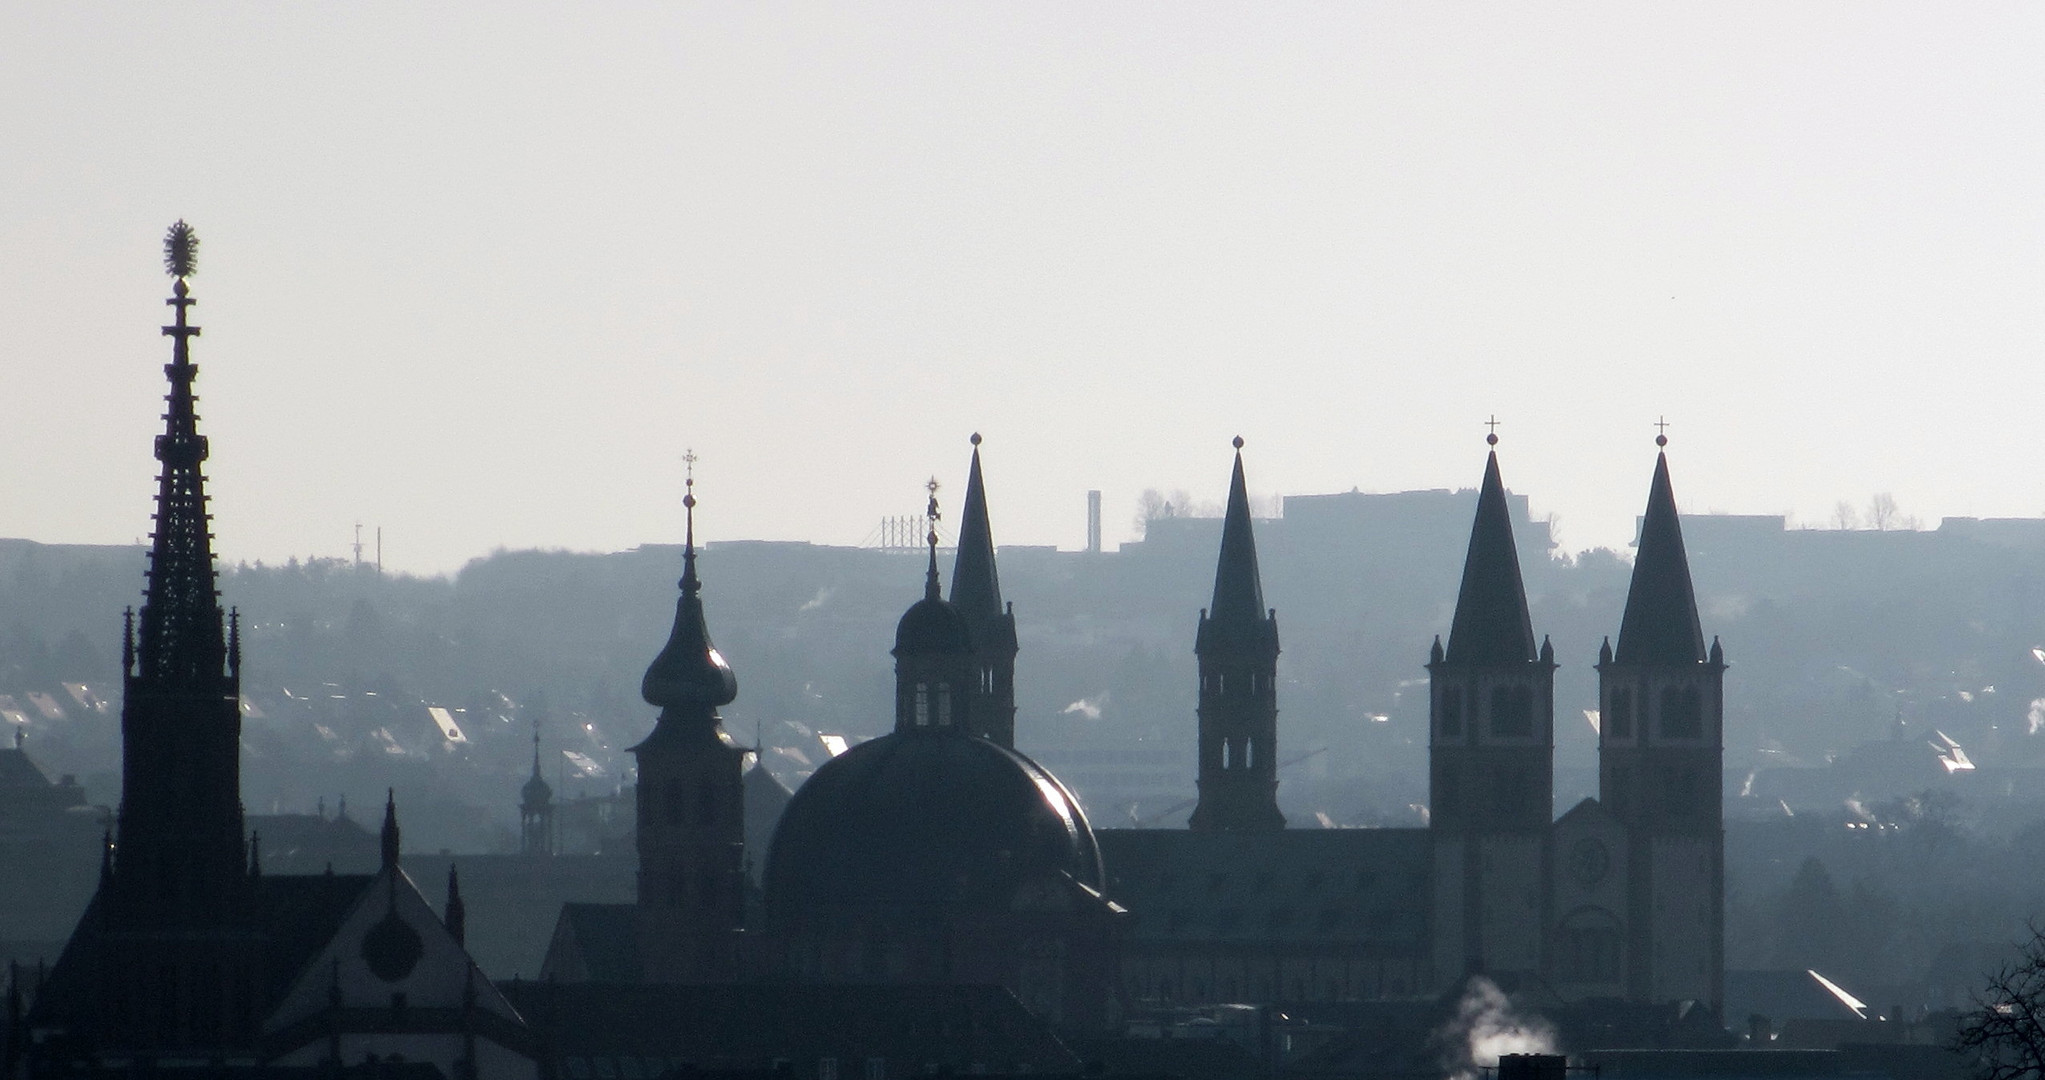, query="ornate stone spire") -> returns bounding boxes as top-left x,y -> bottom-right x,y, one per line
1444,439 -> 1537,664
1615,441 -> 1706,665
133,220 -> 235,695
640,453 -> 738,714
